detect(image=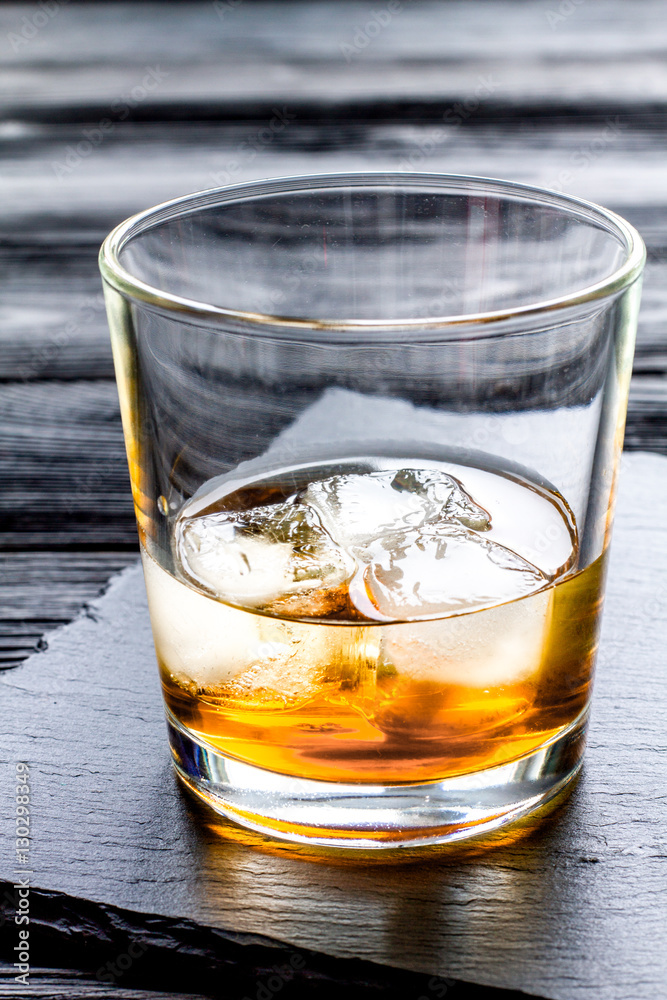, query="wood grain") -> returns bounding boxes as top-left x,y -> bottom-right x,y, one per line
4,124 -> 667,241
0,381 -> 135,550
0,452 -> 665,1000
0,552 -> 136,667
3,1 -> 667,113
